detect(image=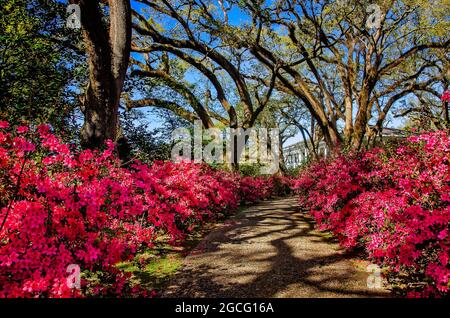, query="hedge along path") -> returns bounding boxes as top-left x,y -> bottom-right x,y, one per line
162,196 -> 391,298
